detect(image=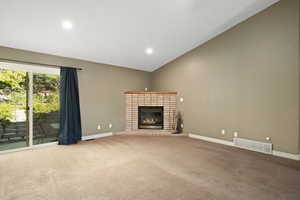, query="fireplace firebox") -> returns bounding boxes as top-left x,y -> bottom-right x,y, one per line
138,106 -> 163,129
